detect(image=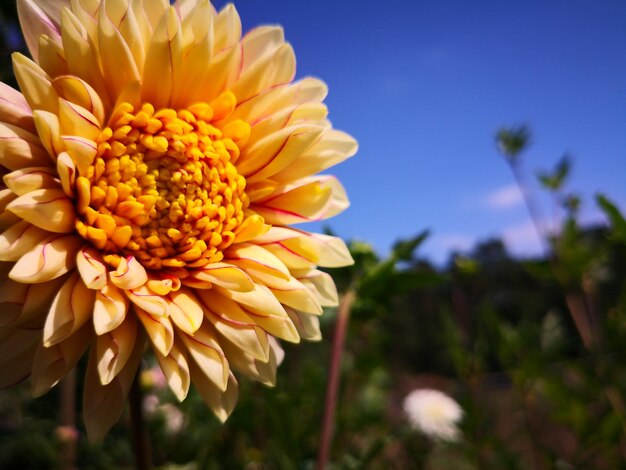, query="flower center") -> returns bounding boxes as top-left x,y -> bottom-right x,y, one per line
75,99 -> 250,270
